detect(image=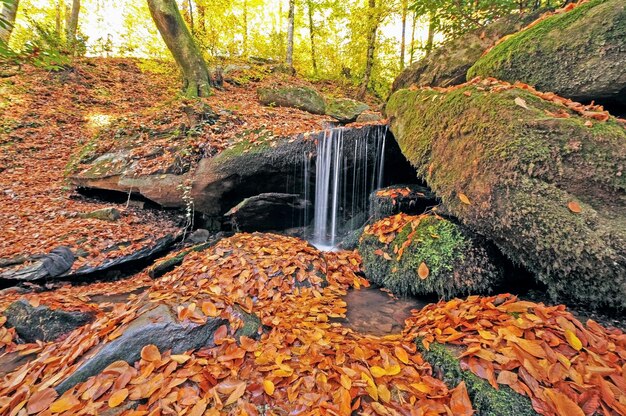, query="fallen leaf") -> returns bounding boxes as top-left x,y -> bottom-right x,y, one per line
418,262 -> 429,280
26,388 -> 58,414
514,97 -> 530,109
564,329 -> 582,351
568,201 -> 582,213
263,379 -> 275,396
458,193 -> 471,205
108,388 -> 128,408
140,344 -> 161,362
